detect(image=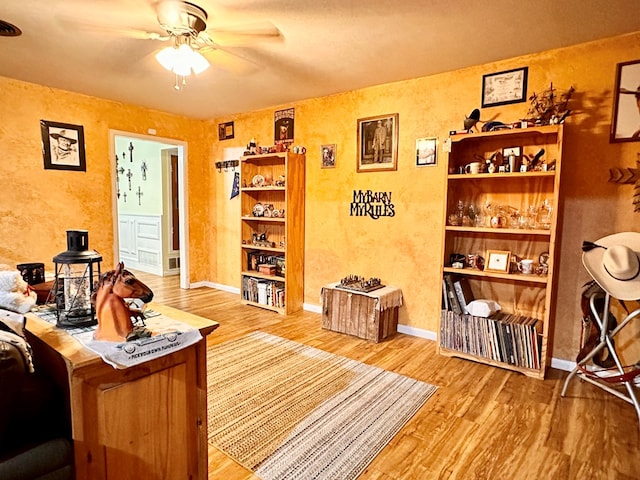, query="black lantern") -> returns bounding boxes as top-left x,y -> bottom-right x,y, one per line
53,230 -> 102,328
